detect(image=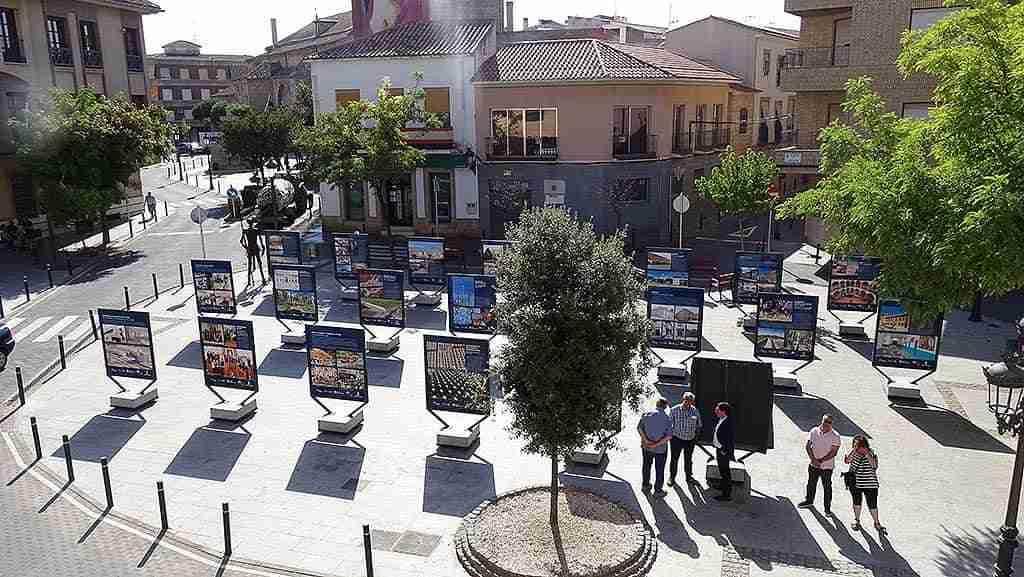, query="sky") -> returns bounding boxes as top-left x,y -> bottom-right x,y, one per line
142,0 -> 798,57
